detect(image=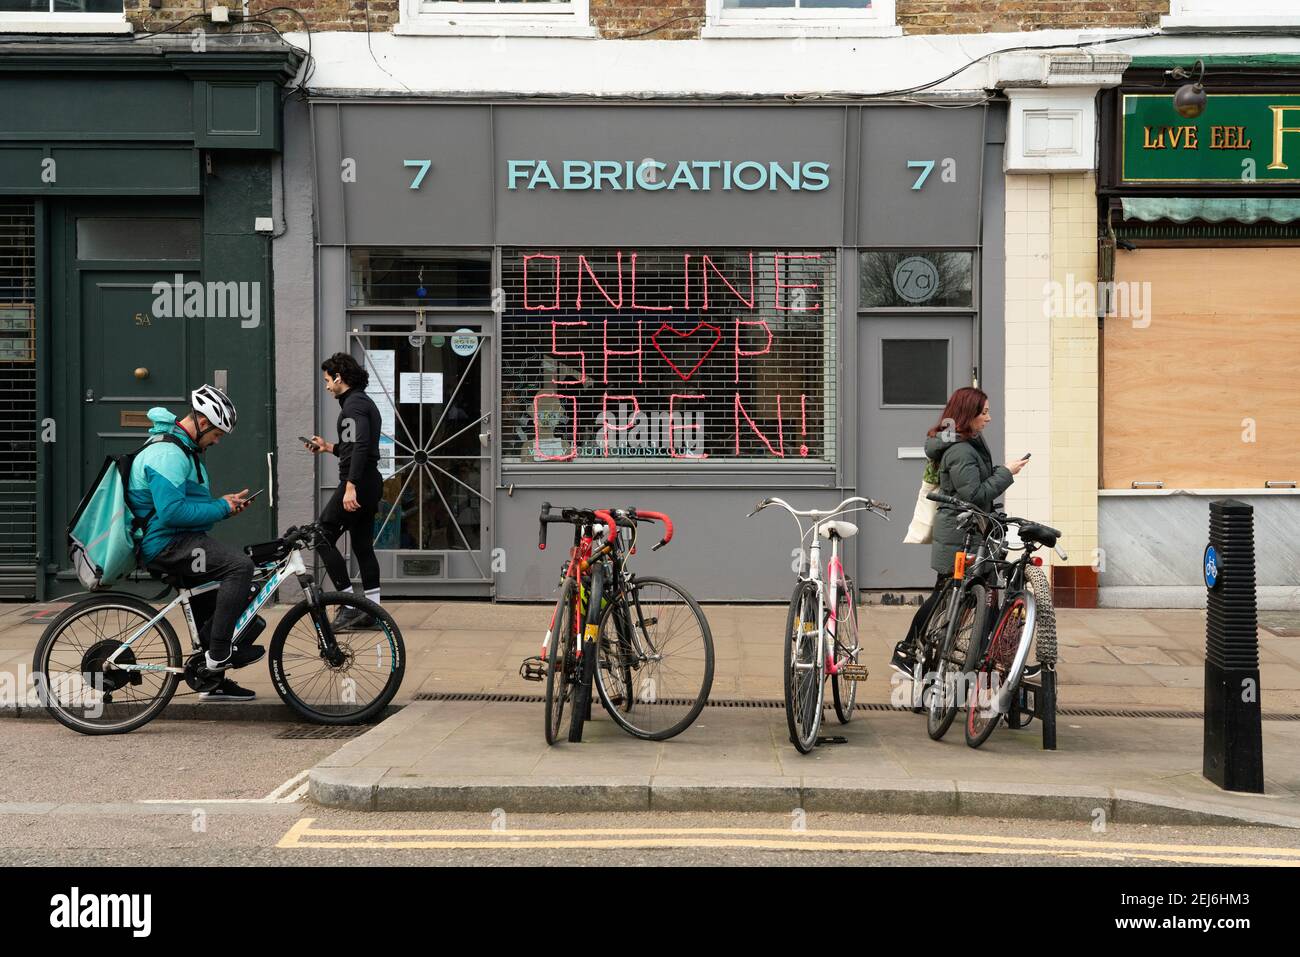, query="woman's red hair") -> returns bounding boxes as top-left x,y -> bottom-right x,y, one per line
928,387 -> 988,439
